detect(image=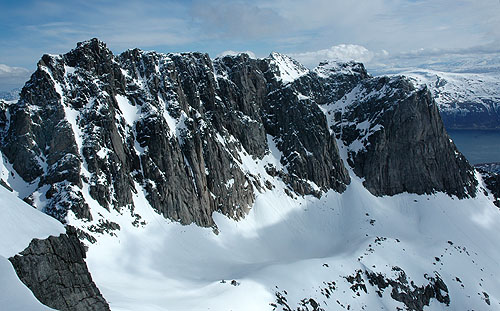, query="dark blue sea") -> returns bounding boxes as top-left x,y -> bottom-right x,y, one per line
447,129 -> 500,165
